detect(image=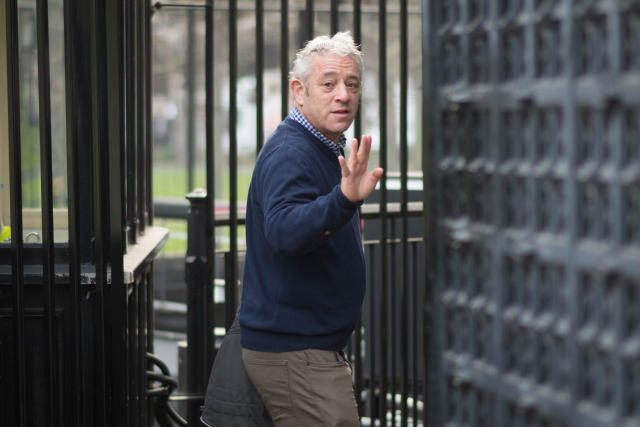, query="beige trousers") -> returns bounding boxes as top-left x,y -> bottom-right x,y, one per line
241,348 -> 360,427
